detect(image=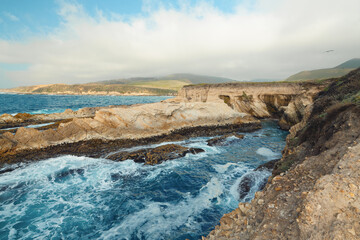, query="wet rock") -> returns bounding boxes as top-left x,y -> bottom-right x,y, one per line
255,159 -> 280,171
207,133 -> 244,146
238,175 -> 253,200
107,144 -> 205,165
238,159 -> 280,201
